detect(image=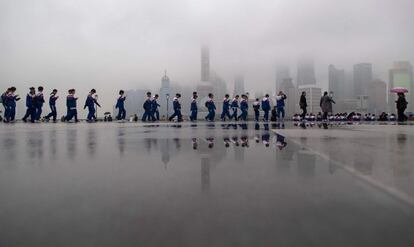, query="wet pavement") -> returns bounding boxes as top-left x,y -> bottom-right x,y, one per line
0,122 -> 414,247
